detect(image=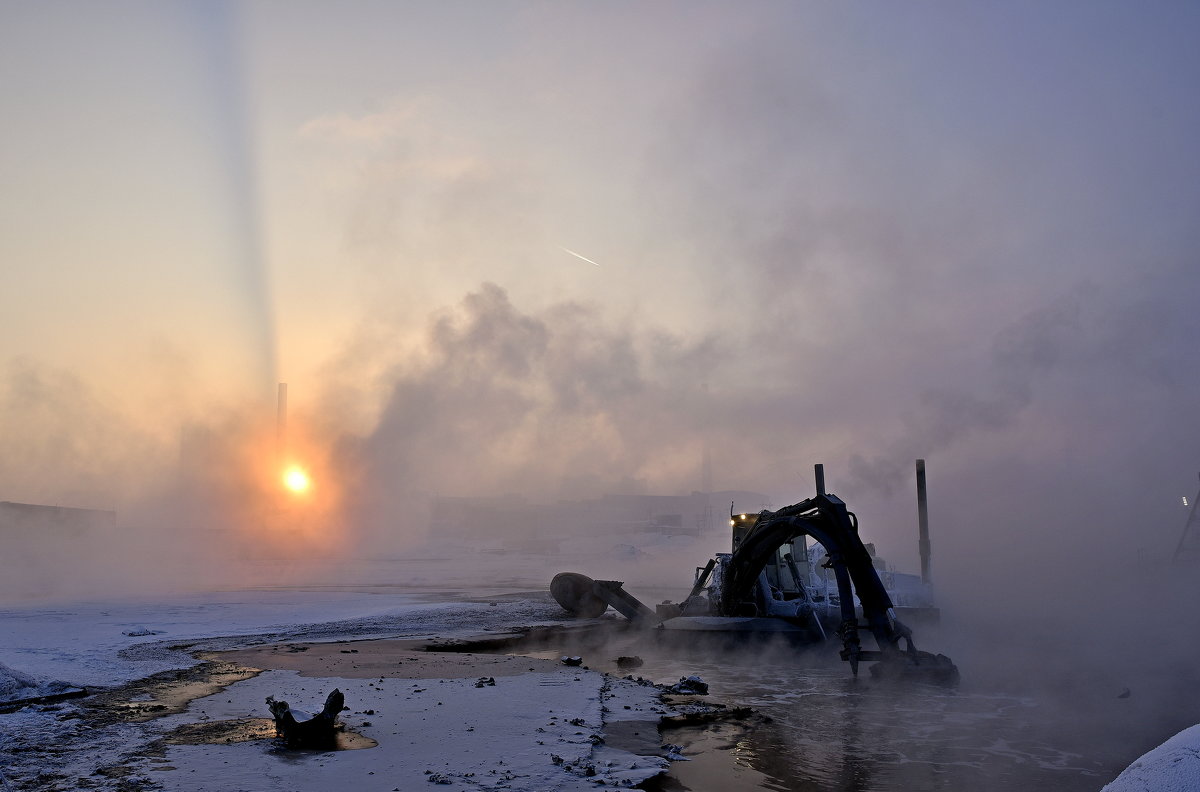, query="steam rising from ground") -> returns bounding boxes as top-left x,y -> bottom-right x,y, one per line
1,9 -> 1200,767
336,282 -> 722,545
2,275 -> 1198,600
